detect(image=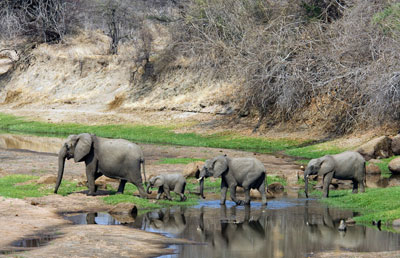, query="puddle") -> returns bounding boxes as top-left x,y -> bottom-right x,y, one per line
0,134 -> 62,153
64,198 -> 400,257
11,234 -> 56,248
